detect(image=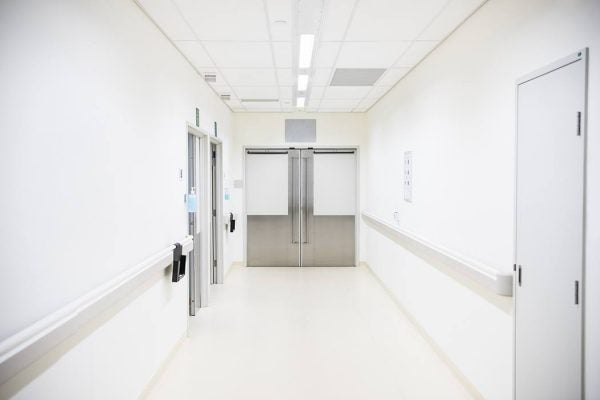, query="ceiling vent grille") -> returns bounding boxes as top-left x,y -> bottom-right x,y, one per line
220,94 -> 231,101
330,68 -> 386,86
203,73 -> 217,83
